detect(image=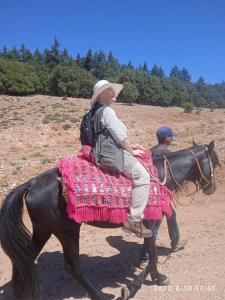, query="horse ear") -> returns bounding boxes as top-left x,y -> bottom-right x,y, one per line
192,140 -> 197,146
208,140 -> 215,152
